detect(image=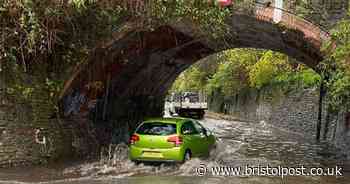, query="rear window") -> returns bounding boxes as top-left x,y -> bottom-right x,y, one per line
136,122 -> 177,136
